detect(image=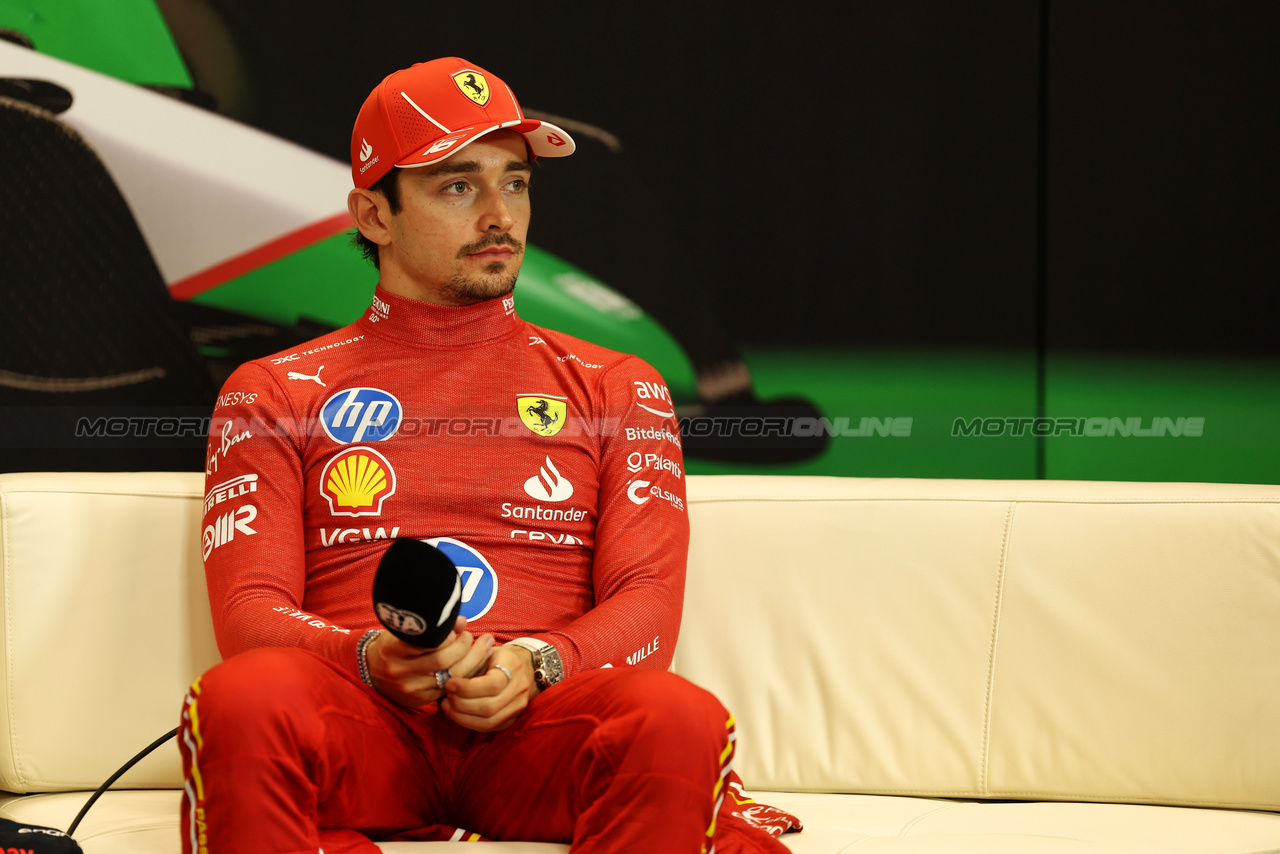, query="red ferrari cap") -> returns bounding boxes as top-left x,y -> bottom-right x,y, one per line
350,57 -> 576,189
